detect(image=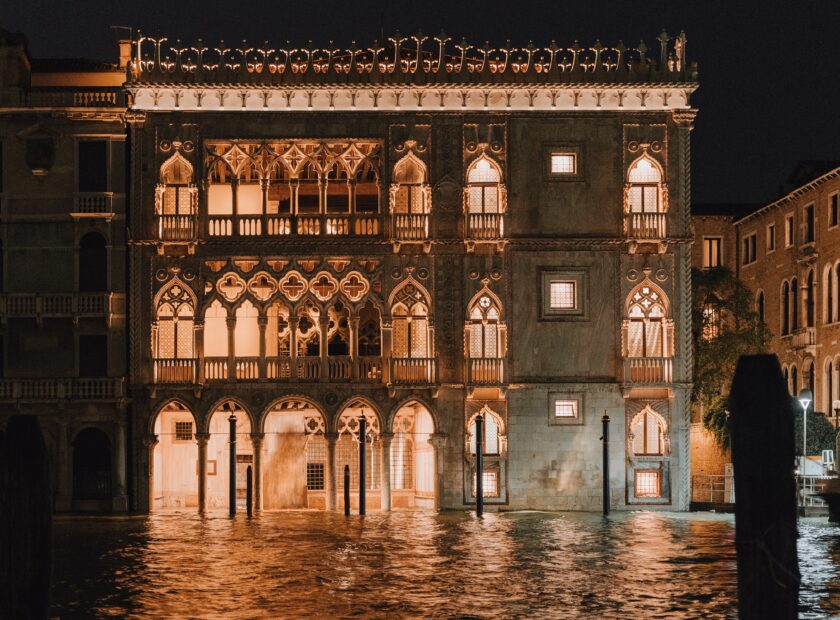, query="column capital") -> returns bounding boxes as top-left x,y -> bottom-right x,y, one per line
250,432 -> 265,443
325,431 -> 339,444
349,316 -> 360,326
380,432 -> 395,443
429,432 -> 448,448
142,433 -> 159,448
226,316 -> 237,327
195,431 -> 210,444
